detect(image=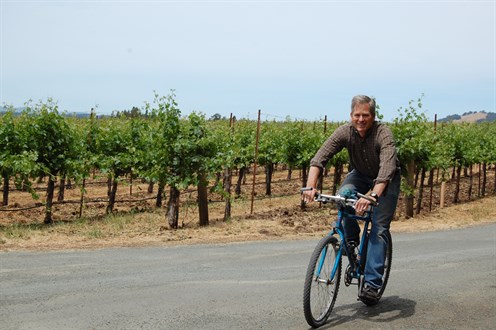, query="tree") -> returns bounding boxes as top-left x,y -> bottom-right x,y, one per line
206,117 -> 242,221
182,112 -> 218,226
279,120 -> 325,191
146,92 -> 217,228
231,120 -> 256,196
27,99 -> 79,224
0,107 -> 38,206
258,121 -> 284,196
95,119 -> 128,213
392,96 -> 432,217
